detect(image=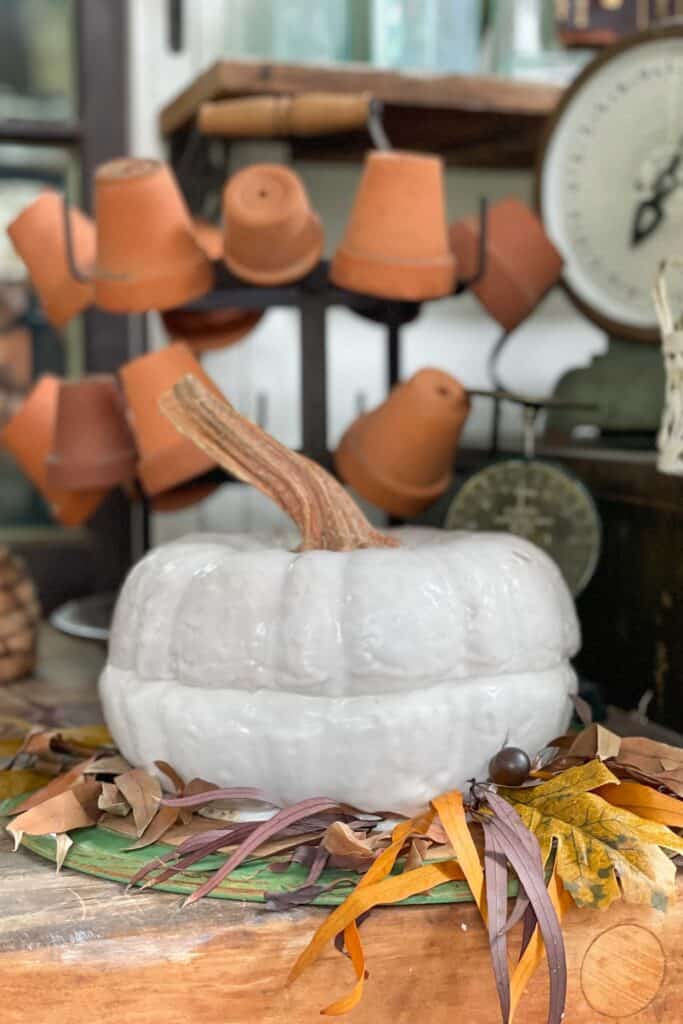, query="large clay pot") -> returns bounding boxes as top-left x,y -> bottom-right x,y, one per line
94,159 -> 214,313
449,197 -> 563,331
7,191 -> 96,328
1,376 -> 108,526
330,151 -> 456,301
46,375 -> 137,491
119,342 -> 220,496
161,306 -> 263,354
223,164 -> 323,285
334,368 -> 470,518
